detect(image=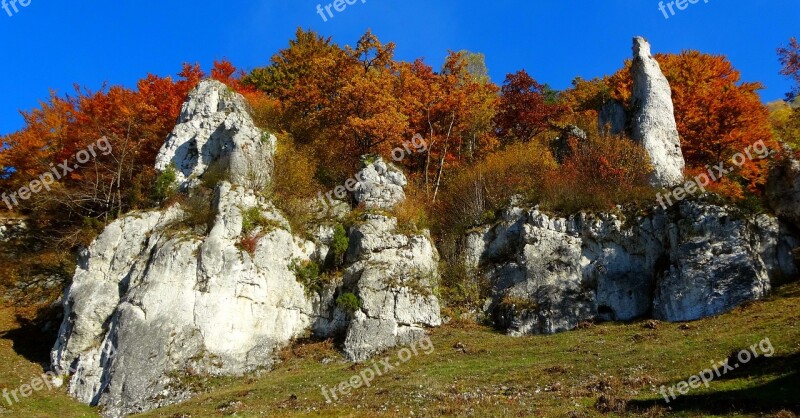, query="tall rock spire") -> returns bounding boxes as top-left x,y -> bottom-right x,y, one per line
631,36 -> 686,188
